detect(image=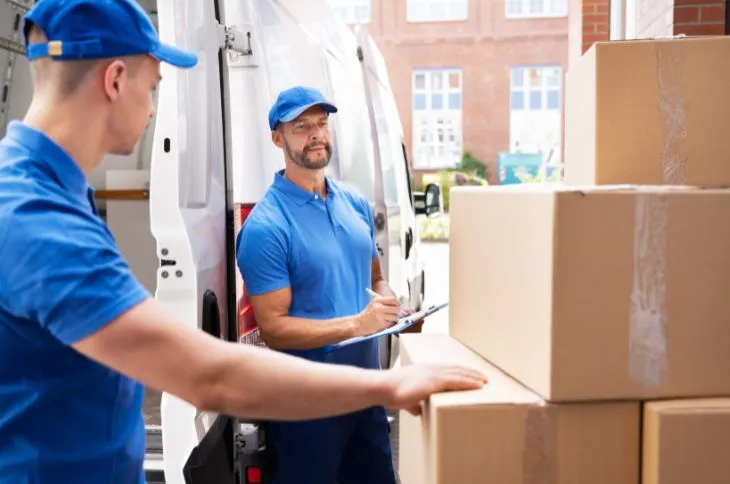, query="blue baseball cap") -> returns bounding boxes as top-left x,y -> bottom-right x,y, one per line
22,0 -> 198,69
268,86 -> 338,131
